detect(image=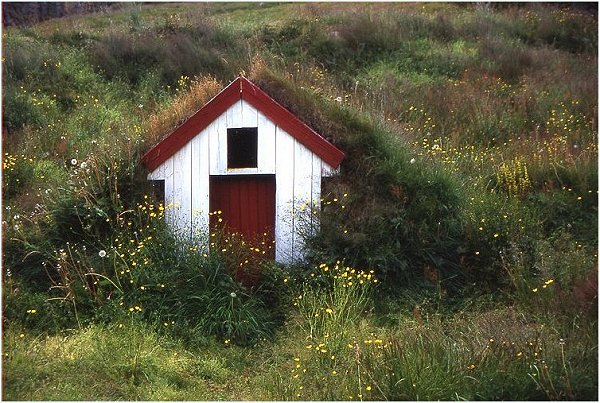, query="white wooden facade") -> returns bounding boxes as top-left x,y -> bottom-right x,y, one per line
147,99 -> 337,263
